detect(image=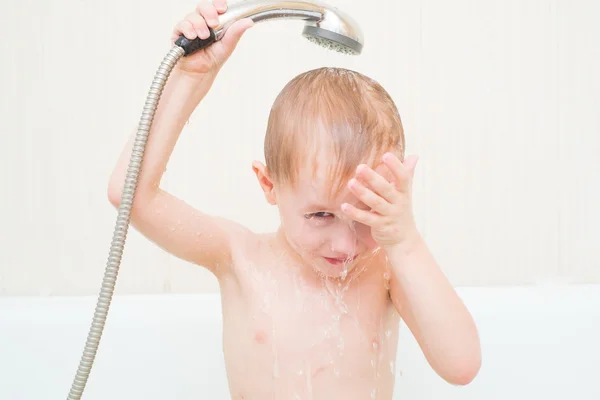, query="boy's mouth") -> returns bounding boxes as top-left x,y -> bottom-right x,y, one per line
323,255 -> 358,266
